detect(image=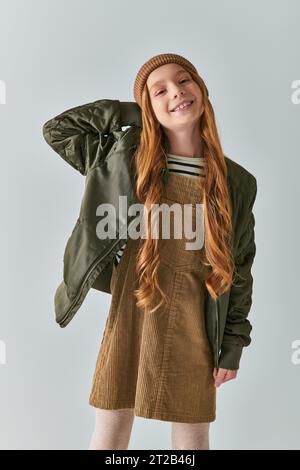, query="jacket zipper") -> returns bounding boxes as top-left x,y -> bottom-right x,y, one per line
58,229 -> 130,327
215,299 -> 219,368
